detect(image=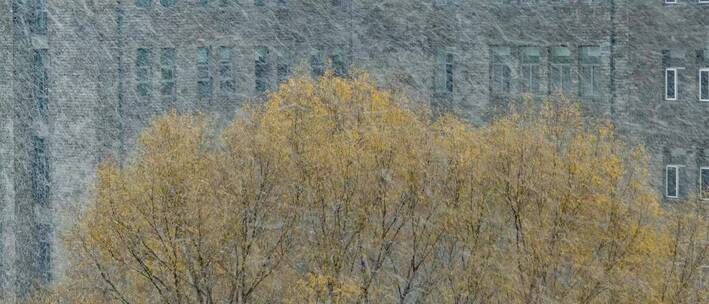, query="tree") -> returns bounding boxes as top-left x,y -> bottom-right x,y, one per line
29,72 -> 705,303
